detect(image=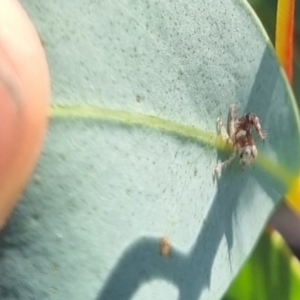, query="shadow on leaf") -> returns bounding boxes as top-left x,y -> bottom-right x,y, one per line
97,46 -> 283,300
